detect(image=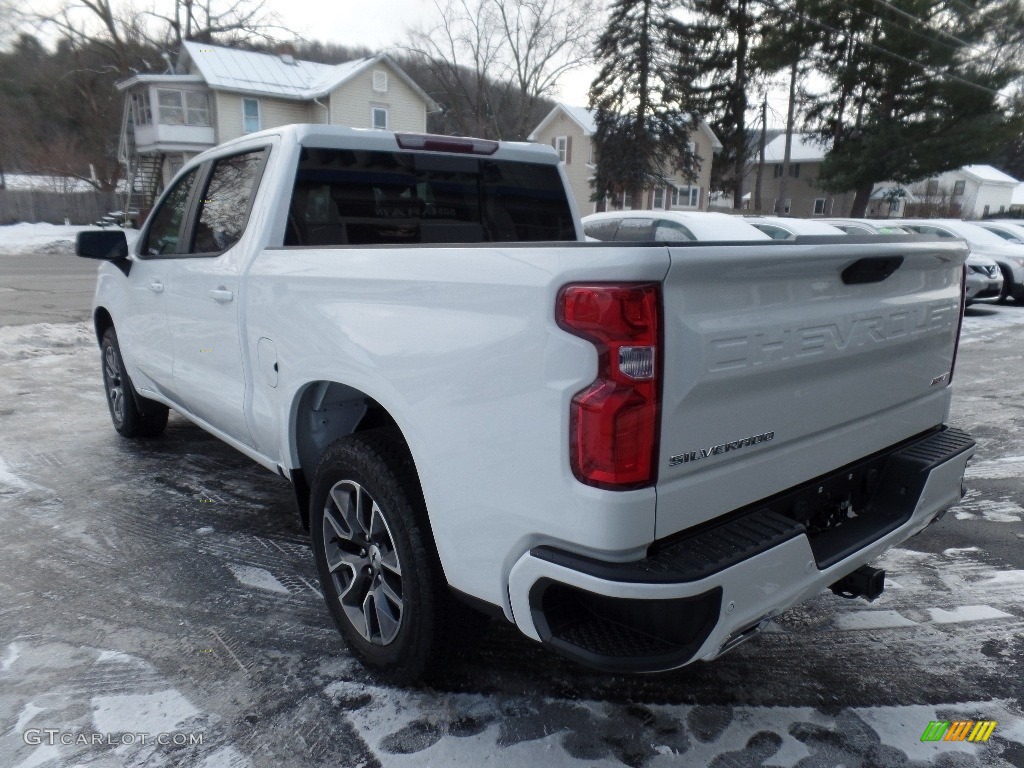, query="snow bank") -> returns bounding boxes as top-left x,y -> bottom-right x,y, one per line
0,322 -> 94,362
0,222 -> 140,257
